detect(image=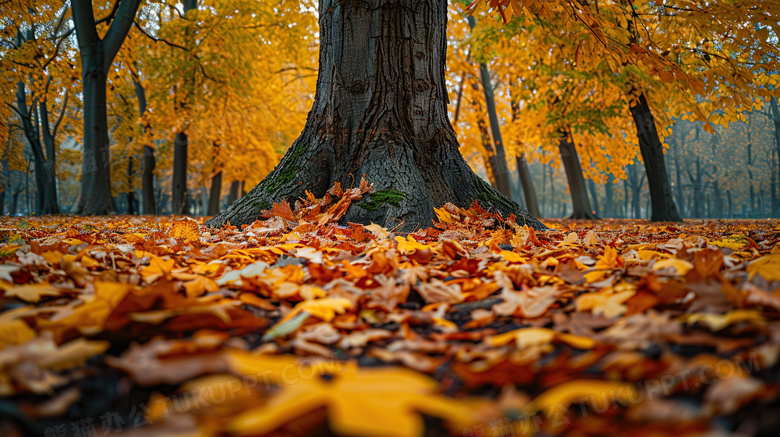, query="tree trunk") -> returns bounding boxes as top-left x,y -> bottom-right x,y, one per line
172,132 -> 189,214
587,177 -> 600,217
208,171 -> 223,216
604,175 -> 613,217
78,65 -> 114,215
769,97 -> 780,214
170,0 -> 198,216
11,188 -> 20,215
627,90 -> 682,221
15,81 -> 59,215
508,77 -> 540,218
127,155 -> 136,214
72,0 -> 143,215
228,180 -> 240,205
670,138 -> 686,218
772,149 -> 778,218
207,0 -> 543,231
558,130 -> 595,219
0,159 -> 8,215
134,79 -> 156,215
516,155 -> 539,217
